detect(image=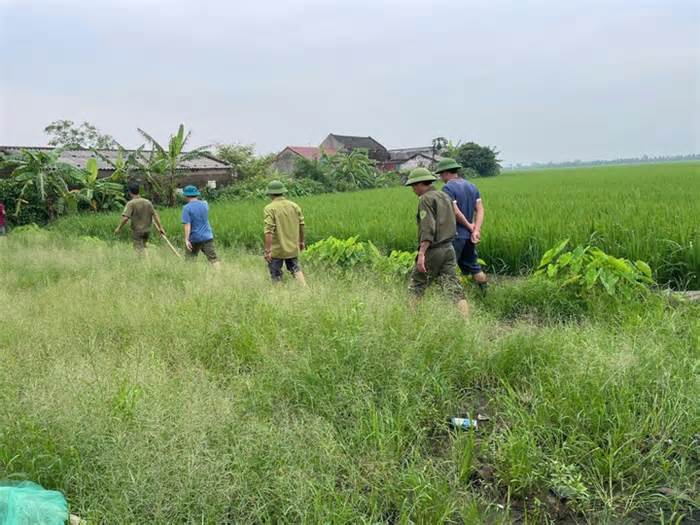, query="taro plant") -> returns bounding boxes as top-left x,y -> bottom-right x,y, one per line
535,239 -> 655,297
371,248 -> 417,278
303,235 -> 375,270
304,236 -> 416,278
